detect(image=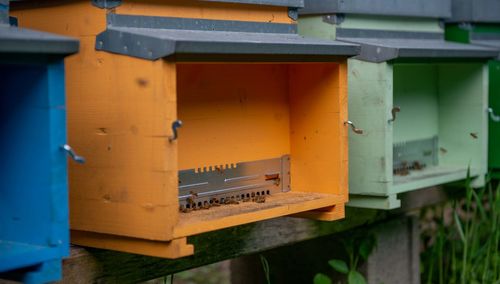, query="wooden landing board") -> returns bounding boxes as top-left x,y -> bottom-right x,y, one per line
175,192 -> 345,237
